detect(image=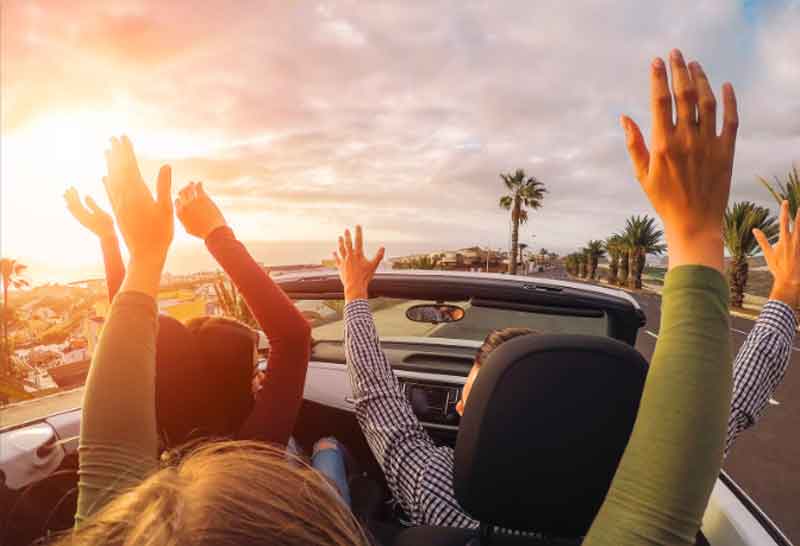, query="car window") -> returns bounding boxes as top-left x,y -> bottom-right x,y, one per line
295,297 -> 607,342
